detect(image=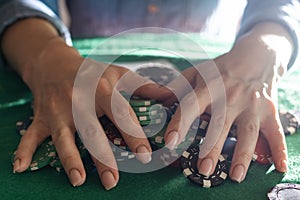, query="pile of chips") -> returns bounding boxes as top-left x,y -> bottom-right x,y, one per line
11,64 -> 300,189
